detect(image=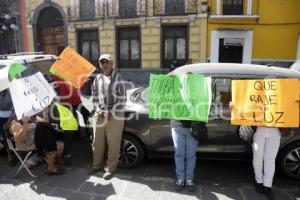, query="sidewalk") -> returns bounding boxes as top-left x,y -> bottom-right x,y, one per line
0,135 -> 299,200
